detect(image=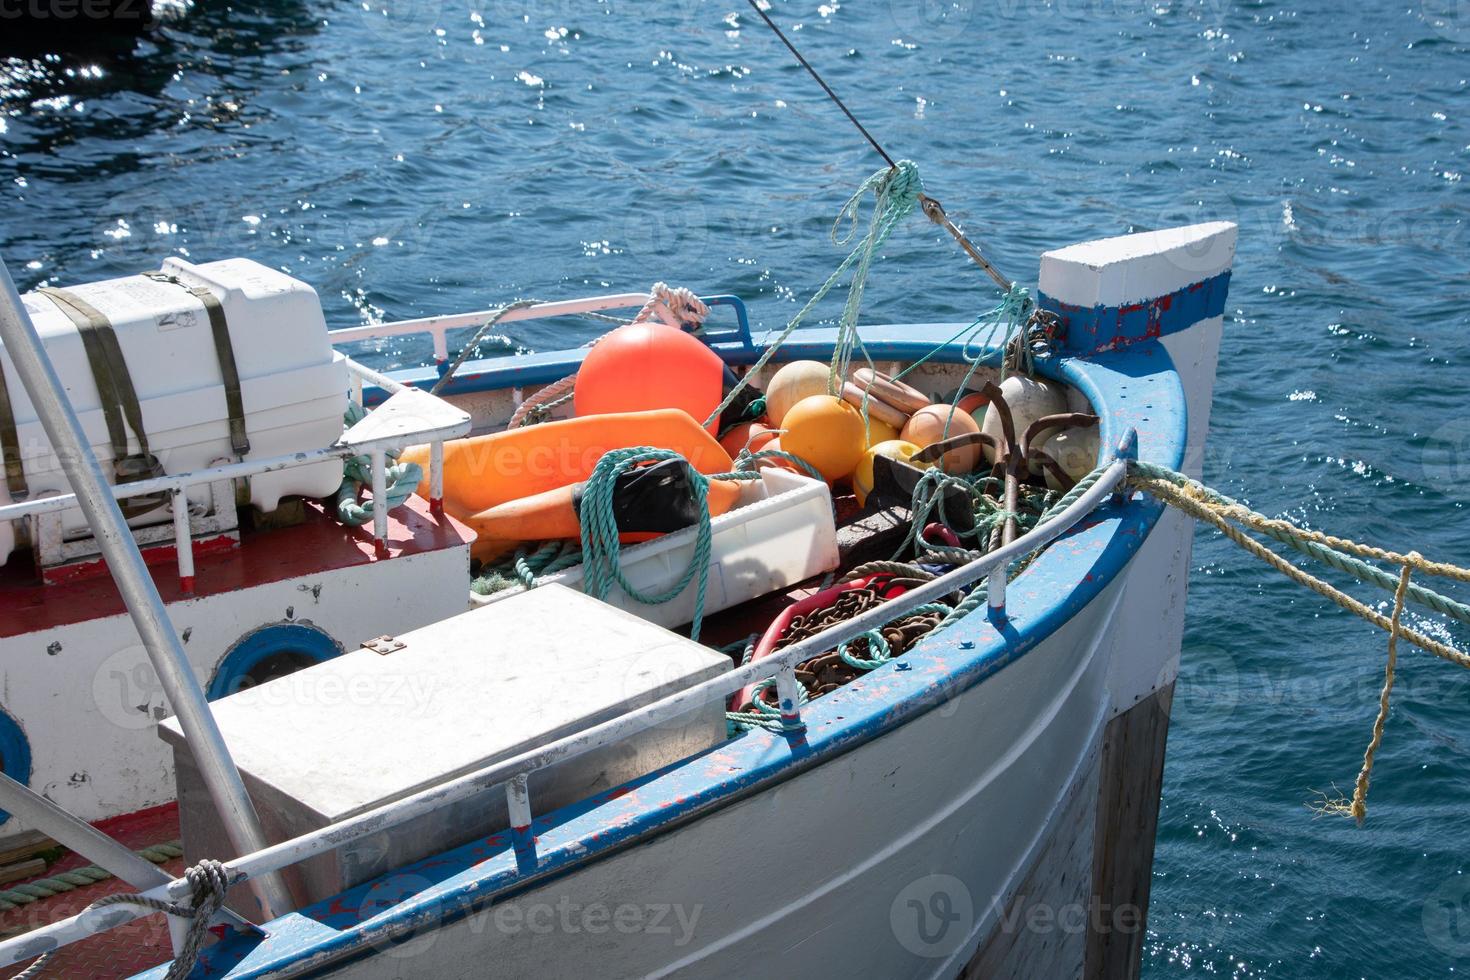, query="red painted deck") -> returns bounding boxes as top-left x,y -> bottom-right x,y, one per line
0,805 -> 183,979
0,496 -> 472,639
